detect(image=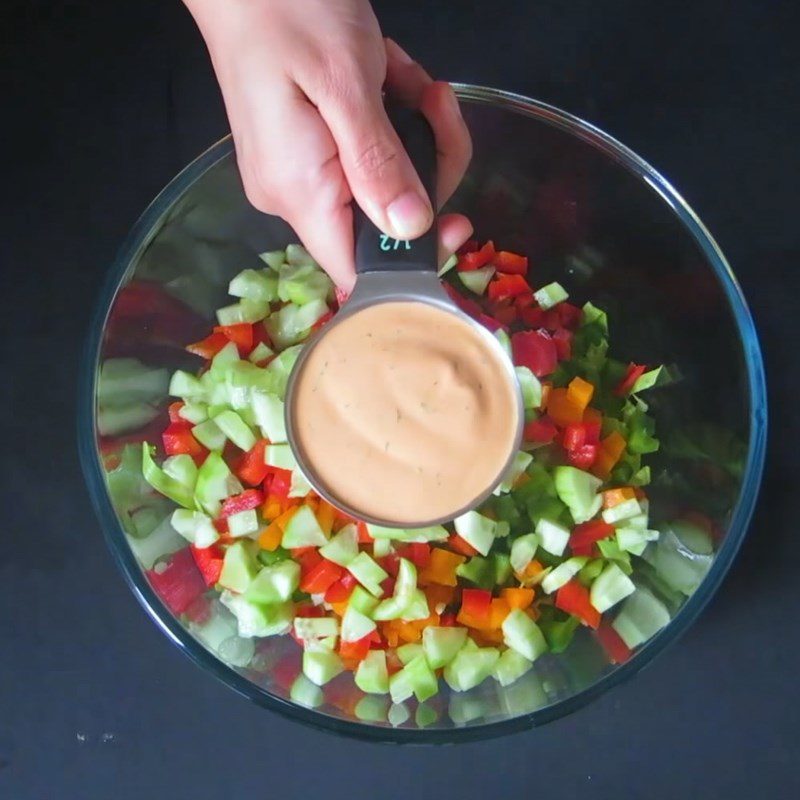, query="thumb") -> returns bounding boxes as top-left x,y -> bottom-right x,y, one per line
318,89 -> 434,240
